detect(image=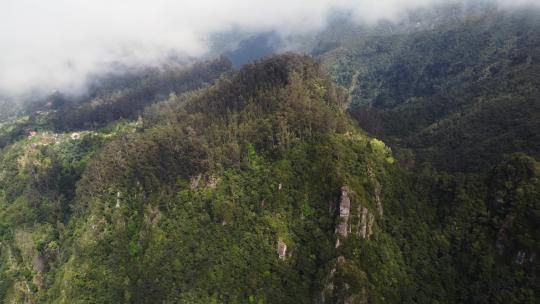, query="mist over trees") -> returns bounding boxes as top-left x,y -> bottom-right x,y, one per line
1,0 -> 539,98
